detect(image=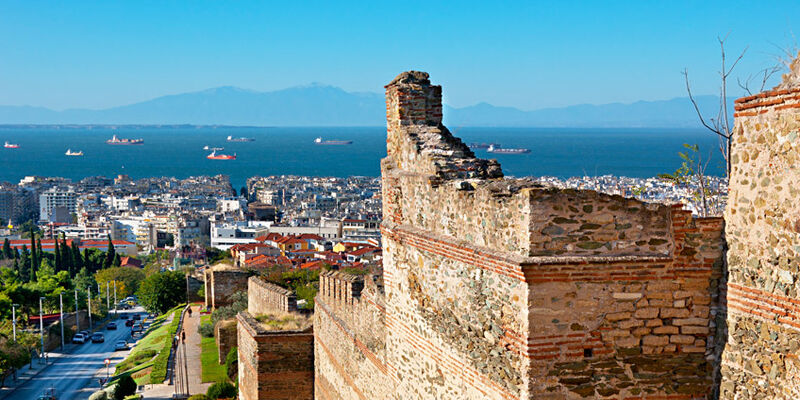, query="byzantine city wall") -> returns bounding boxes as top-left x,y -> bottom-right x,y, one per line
719,57 -> 800,399
311,71 -> 726,399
